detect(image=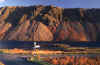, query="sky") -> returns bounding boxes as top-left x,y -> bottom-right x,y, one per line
0,0 -> 100,8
